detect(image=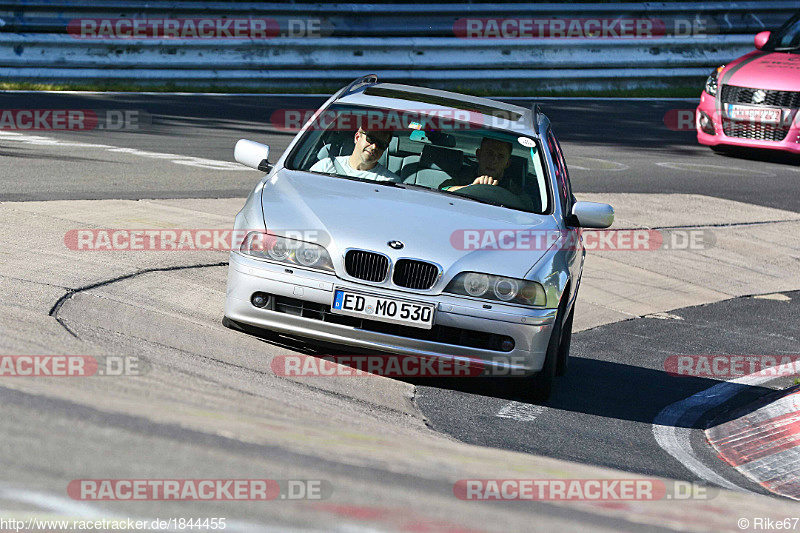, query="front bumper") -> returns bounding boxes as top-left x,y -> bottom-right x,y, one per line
696,91 -> 800,154
224,252 -> 557,375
